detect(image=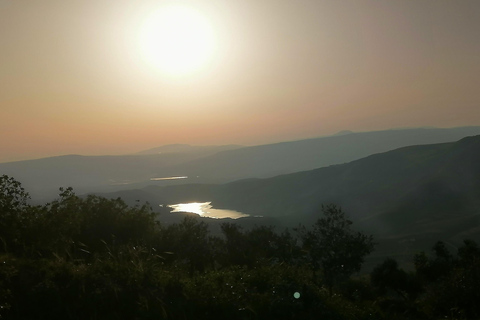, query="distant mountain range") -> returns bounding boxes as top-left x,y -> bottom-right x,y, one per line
98,134 -> 480,267
108,134 -> 480,235
1,126 -> 480,202
168,126 -> 480,183
3,126 -> 480,267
